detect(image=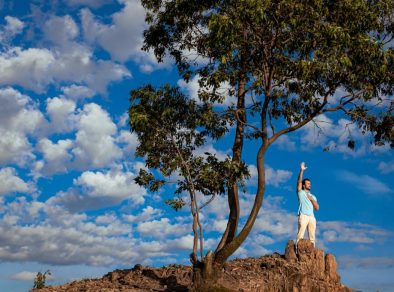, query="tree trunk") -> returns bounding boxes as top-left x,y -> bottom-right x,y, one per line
191,251 -> 230,291
216,73 -> 246,253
